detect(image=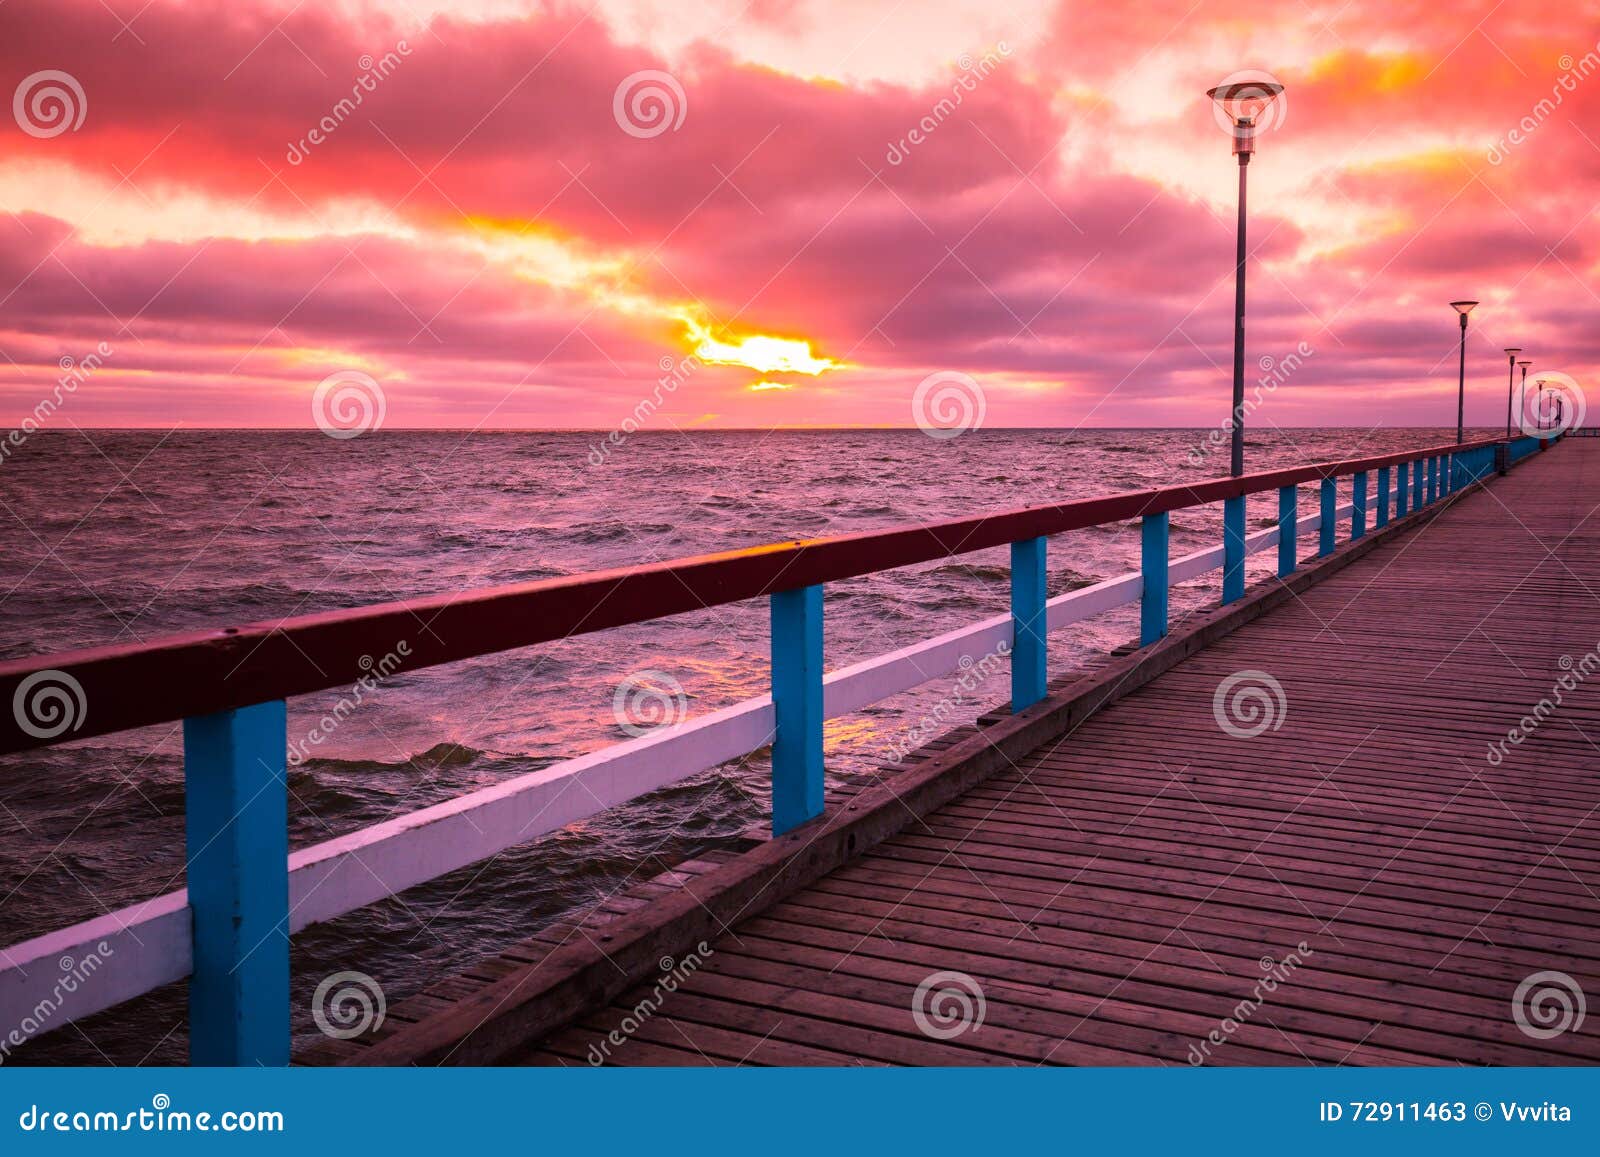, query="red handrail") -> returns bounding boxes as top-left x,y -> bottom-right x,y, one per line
0,436 -> 1510,754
